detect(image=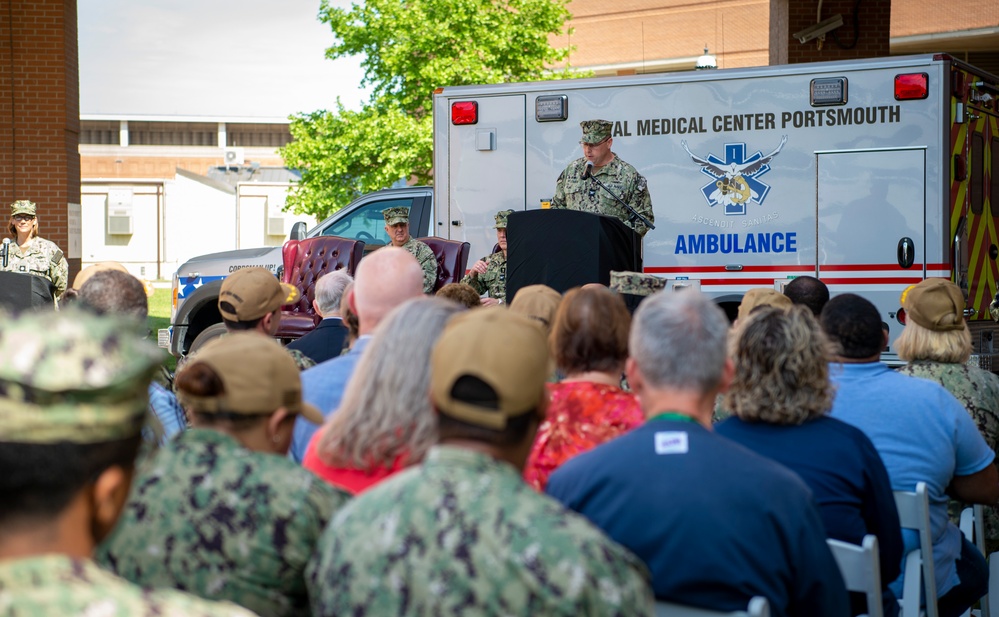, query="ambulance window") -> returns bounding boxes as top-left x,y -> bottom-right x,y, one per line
992,138 -> 999,217
320,198 -> 412,246
971,133 -> 983,215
